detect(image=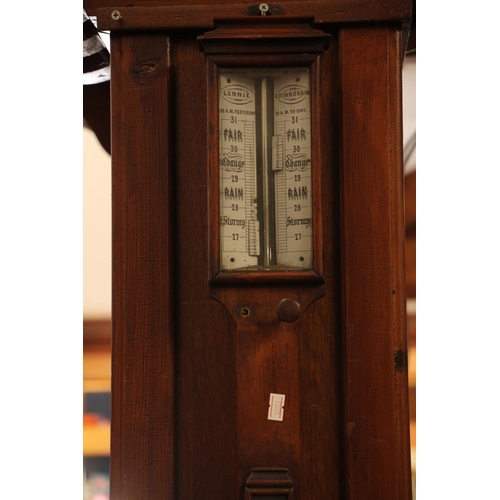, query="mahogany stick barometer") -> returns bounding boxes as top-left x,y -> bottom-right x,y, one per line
199,17 -> 331,497
96,2 -> 413,499
199,17 -> 329,284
